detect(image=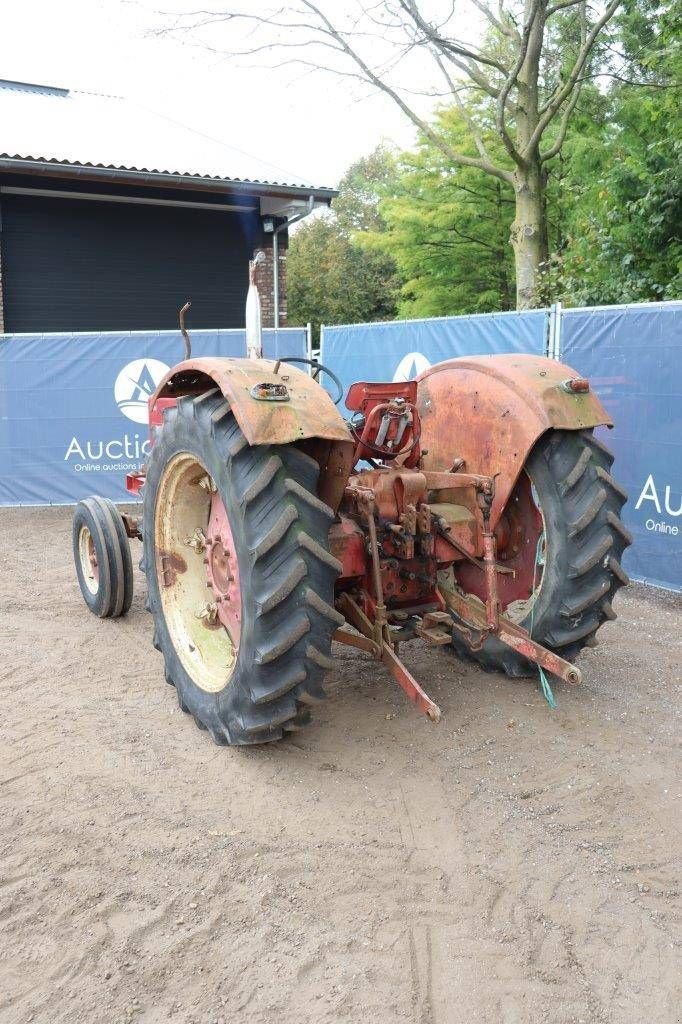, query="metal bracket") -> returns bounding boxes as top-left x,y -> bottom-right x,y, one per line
442,585 -> 582,686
